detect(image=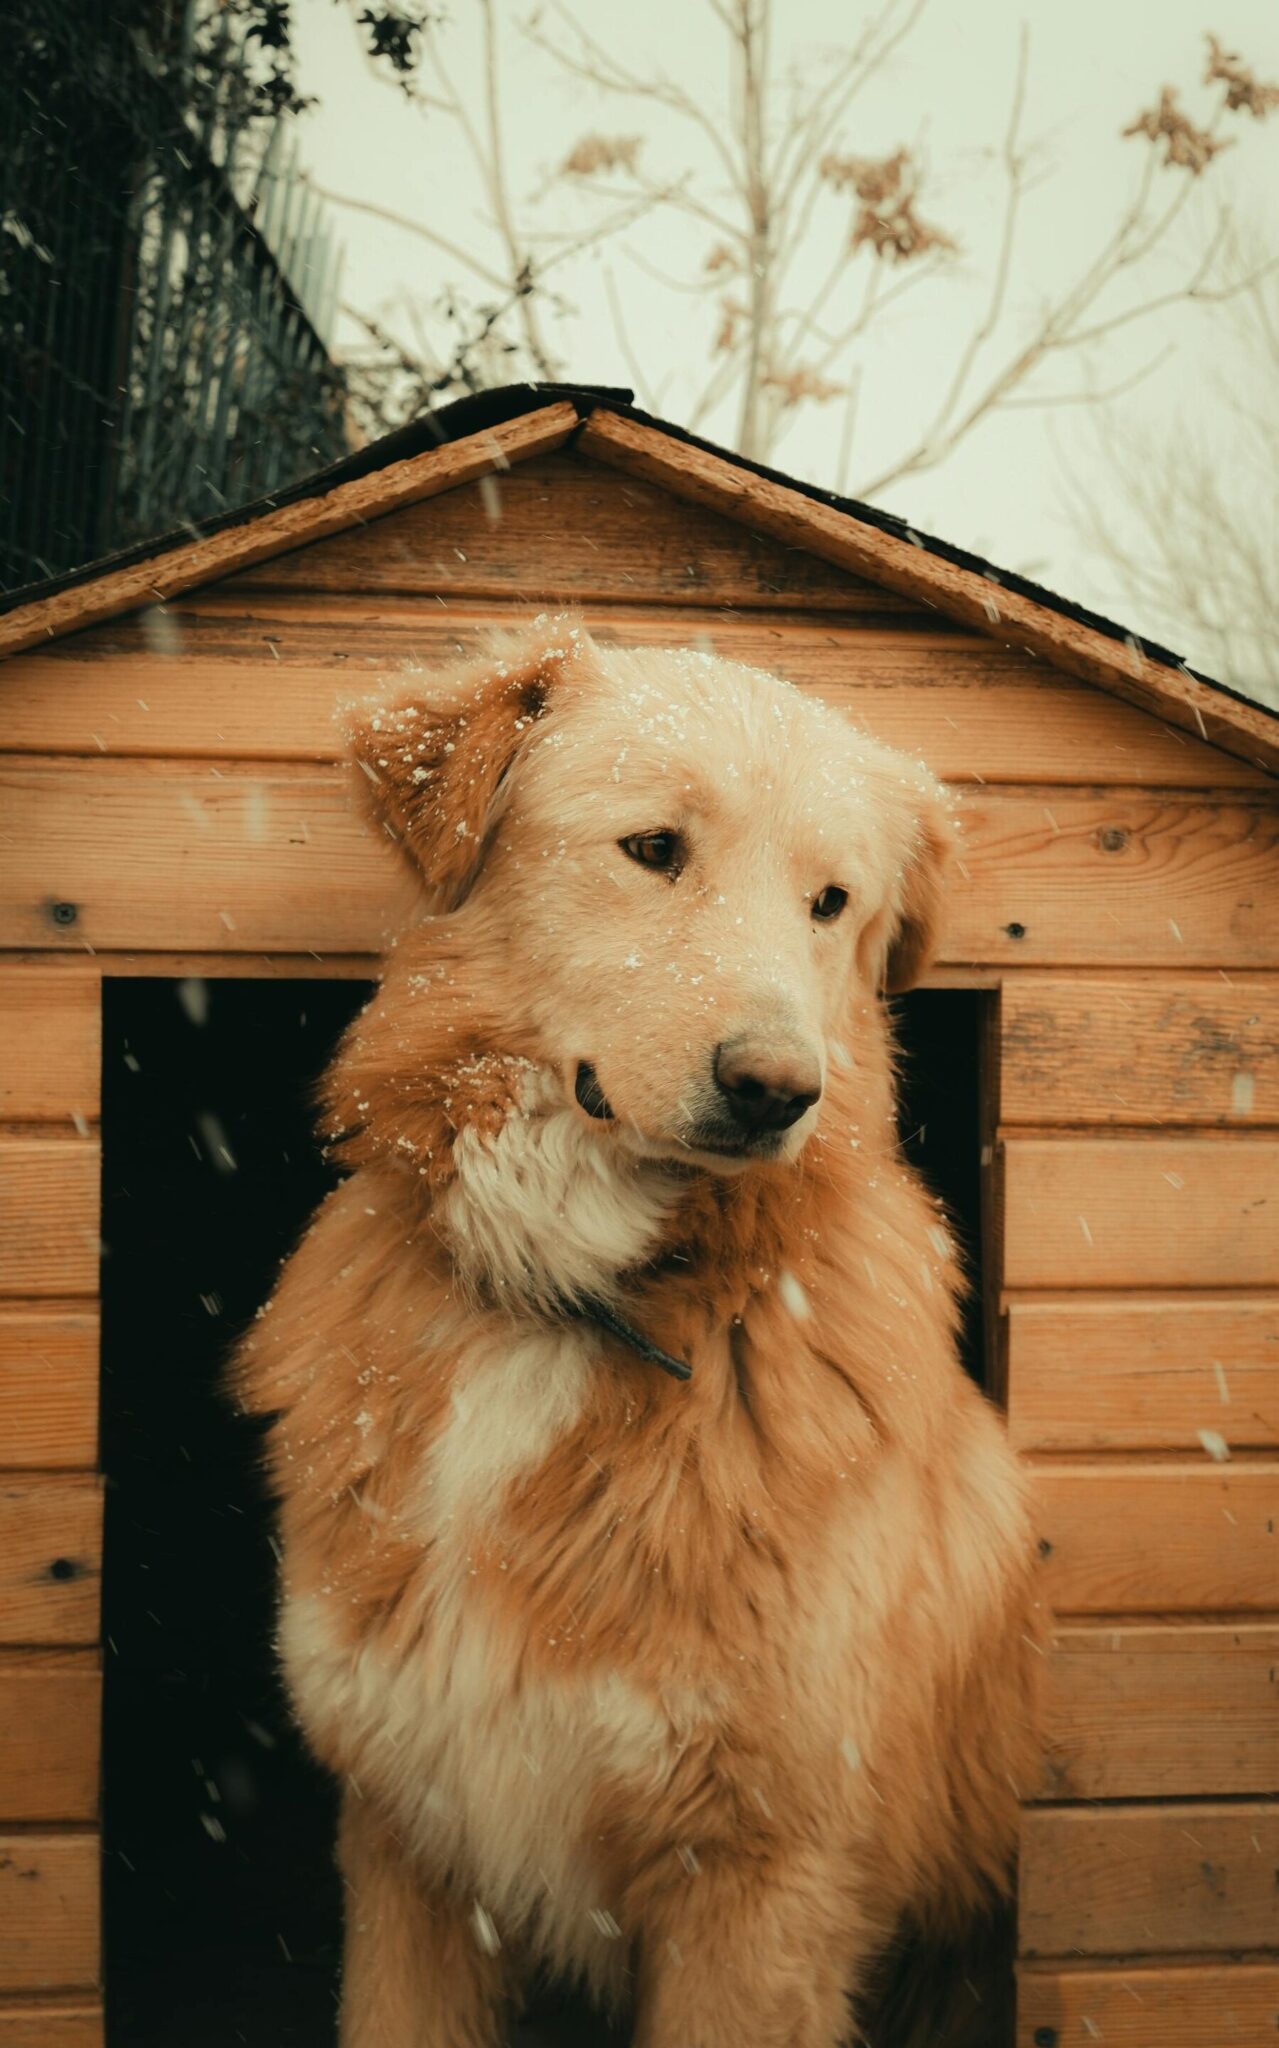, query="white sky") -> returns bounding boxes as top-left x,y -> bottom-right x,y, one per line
288,0 -> 1279,688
